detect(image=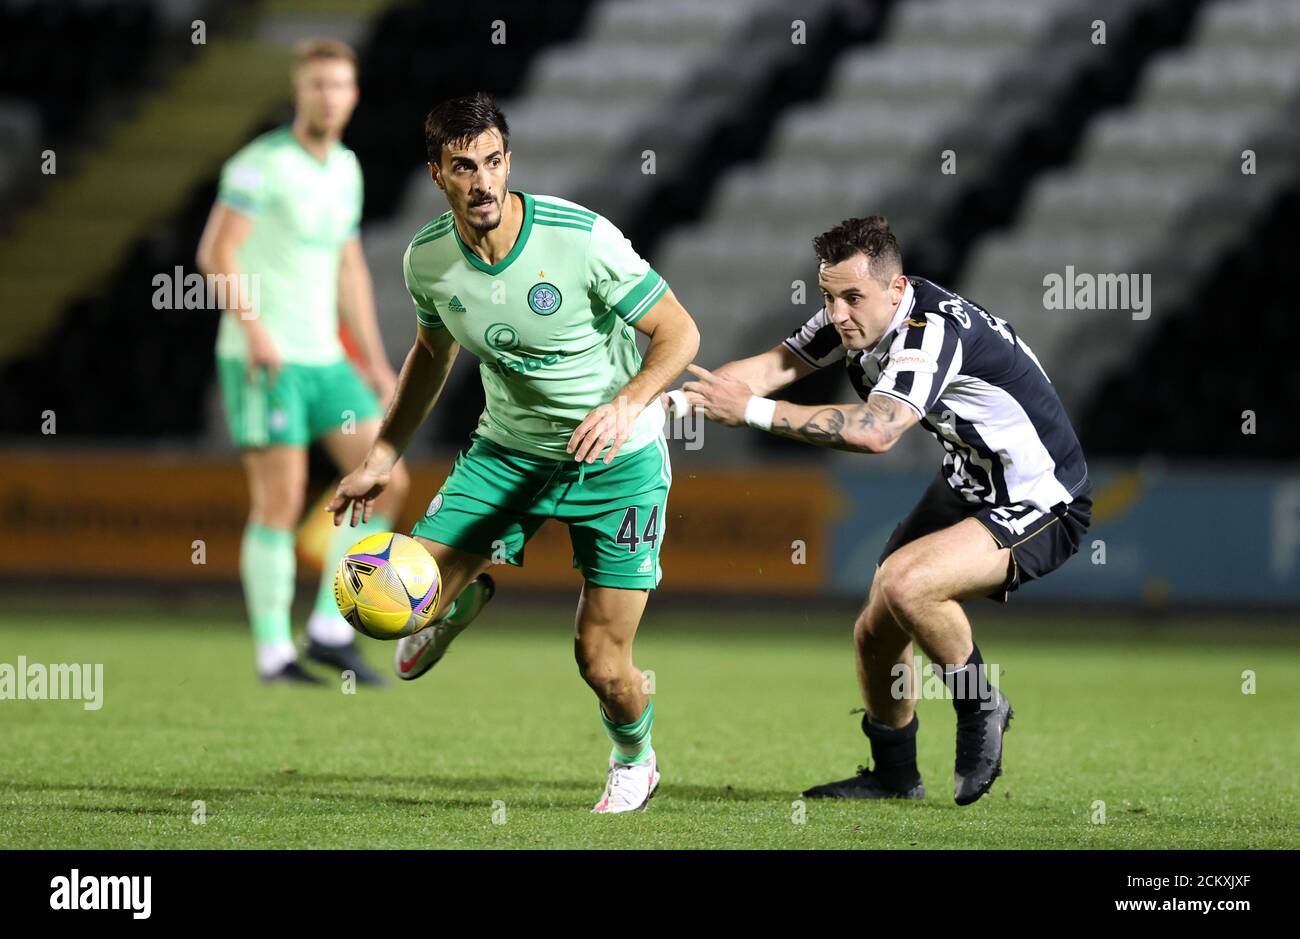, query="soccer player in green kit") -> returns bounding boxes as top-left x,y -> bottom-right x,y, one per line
328,93 -> 700,813
197,40 -> 407,685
